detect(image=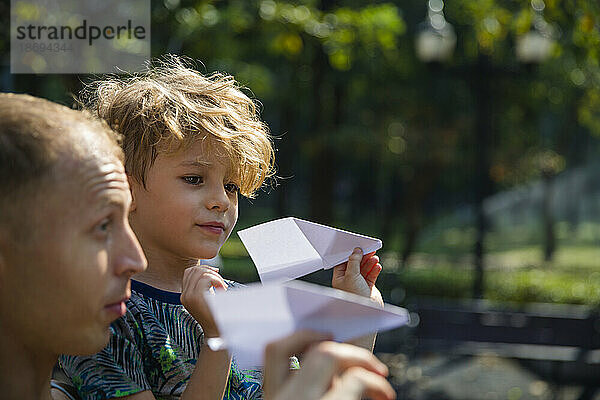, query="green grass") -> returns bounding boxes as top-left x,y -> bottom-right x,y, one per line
220,236 -> 249,258
219,237 -> 258,283
375,266 -> 600,305
416,221 -> 600,255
